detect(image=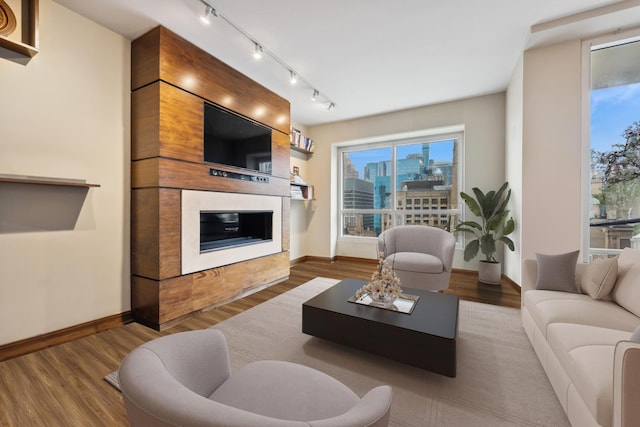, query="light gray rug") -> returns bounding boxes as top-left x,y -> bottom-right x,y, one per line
108,277 -> 570,426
